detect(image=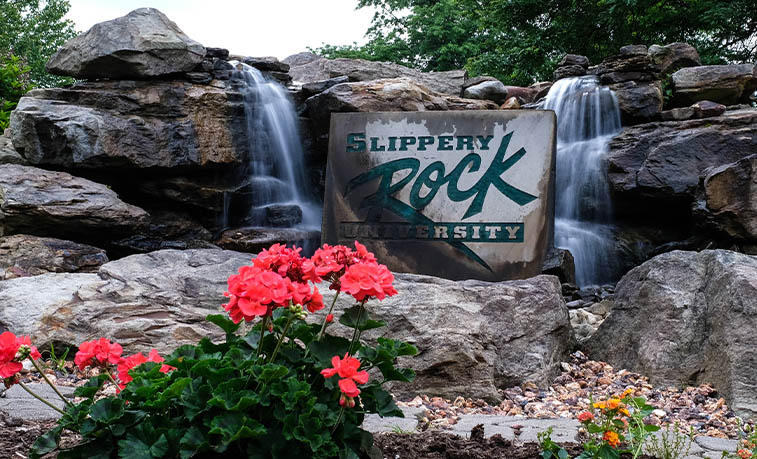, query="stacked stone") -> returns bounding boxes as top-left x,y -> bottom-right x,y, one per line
553,54 -> 590,81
